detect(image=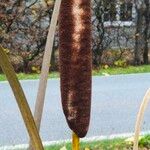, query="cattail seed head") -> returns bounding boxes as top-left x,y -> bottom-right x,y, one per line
59,0 -> 92,138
